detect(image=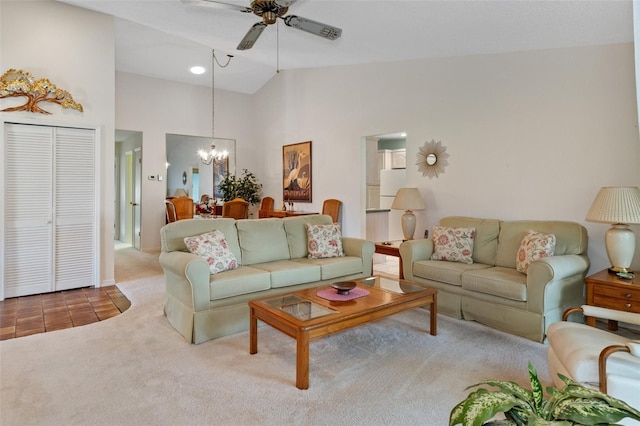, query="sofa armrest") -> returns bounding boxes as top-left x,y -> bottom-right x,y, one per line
399,239 -> 434,281
525,254 -> 590,314
342,237 -> 375,275
159,251 -> 211,312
